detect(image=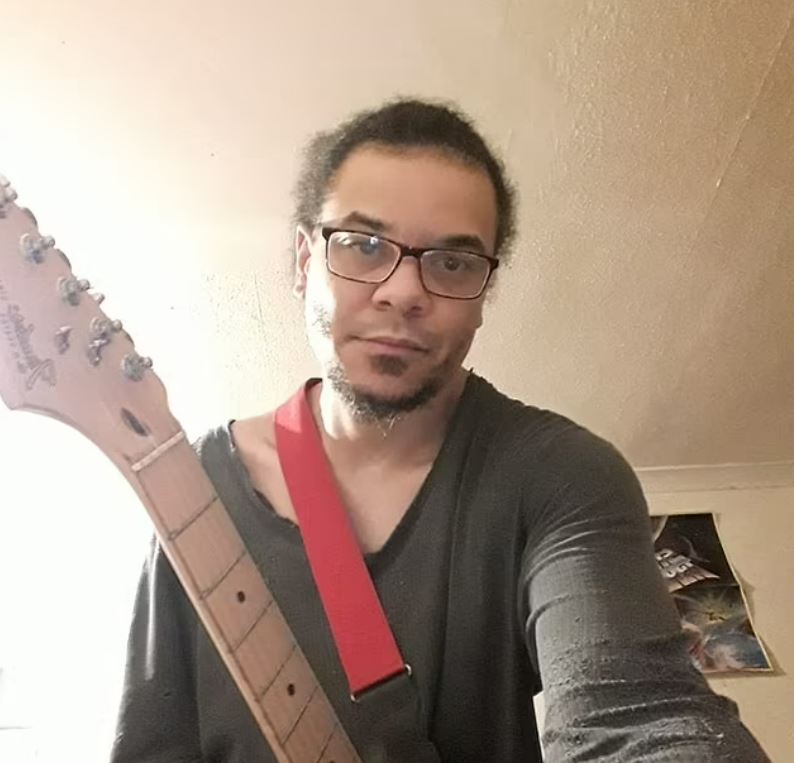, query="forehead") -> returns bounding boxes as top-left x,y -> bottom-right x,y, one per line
321,145 -> 498,249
